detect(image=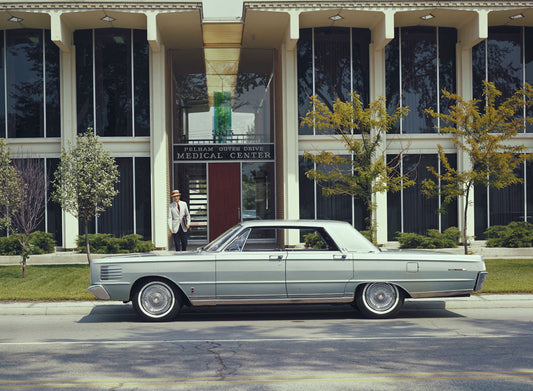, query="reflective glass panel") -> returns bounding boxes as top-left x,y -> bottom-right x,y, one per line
171,49 -> 274,144
45,30 -> 60,137
401,27 -> 437,134
297,29 -> 313,135
75,30 -> 94,131
525,28 -> 533,133
135,157 -> 151,240
242,162 -> 275,221
133,30 -> 150,136
95,29 -> 132,136
488,27 -> 522,102
6,29 -> 44,138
